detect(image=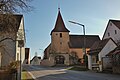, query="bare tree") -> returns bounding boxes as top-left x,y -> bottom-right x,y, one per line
0,0 -> 33,33
0,0 -> 33,43
0,0 -> 33,14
